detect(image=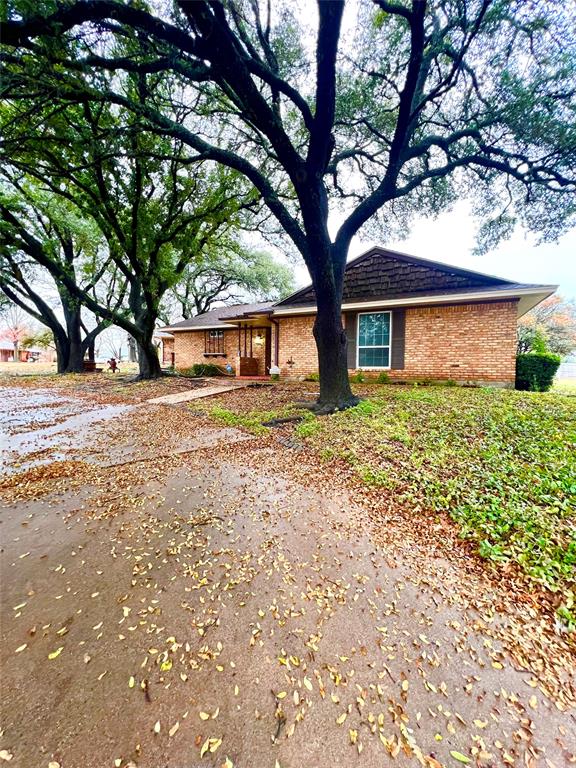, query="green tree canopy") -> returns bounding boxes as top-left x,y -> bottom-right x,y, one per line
0,180 -> 122,372
1,63 -> 259,377
163,244 -> 295,321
